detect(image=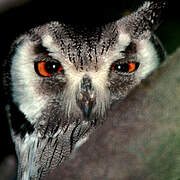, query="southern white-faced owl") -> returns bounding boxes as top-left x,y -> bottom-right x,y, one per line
3,1 -> 167,179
